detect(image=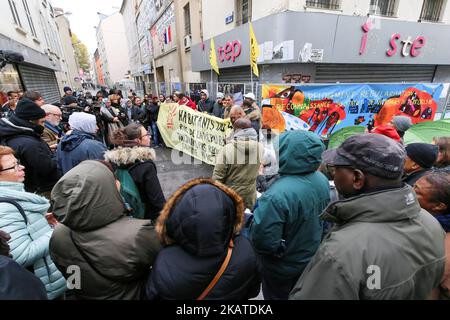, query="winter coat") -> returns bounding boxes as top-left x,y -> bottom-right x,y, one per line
146,103 -> 160,124
244,106 -> 262,134
57,130 -> 107,175
0,256 -> 48,300
212,102 -> 224,119
49,161 -> 161,300
403,169 -> 432,187
125,106 -> 146,125
42,122 -> 62,147
0,116 -> 60,193
146,179 -> 260,300
198,99 -> 214,114
249,131 -> 330,281
0,182 -> 67,300
289,185 -> 446,300
105,147 -> 166,221
213,128 -> 263,210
